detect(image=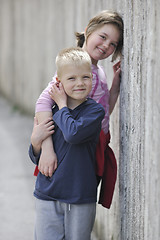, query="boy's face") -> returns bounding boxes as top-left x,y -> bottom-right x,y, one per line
58,63 -> 92,104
